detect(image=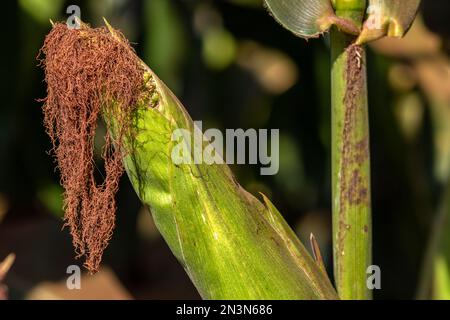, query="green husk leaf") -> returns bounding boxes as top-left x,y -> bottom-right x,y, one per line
264,0 -> 360,39
118,67 -> 338,299
102,22 -> 338,299
357,0 -> 421,44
